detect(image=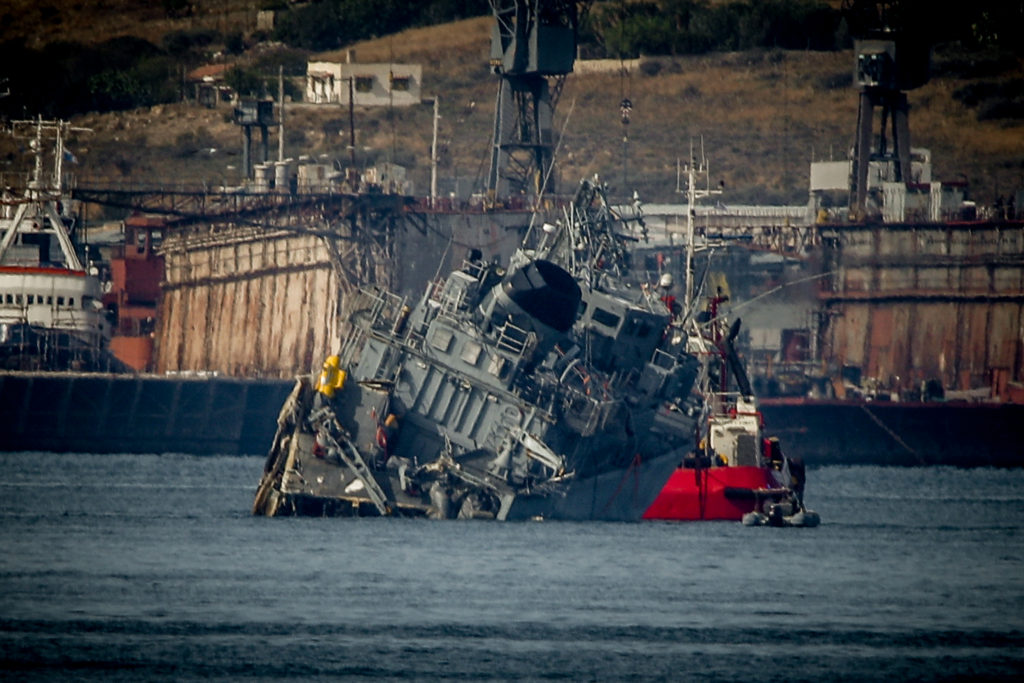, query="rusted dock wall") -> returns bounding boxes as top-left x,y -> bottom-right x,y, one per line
820,220 -> 1024,392
154,210 -> 531,378
157,228 -> 340,378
